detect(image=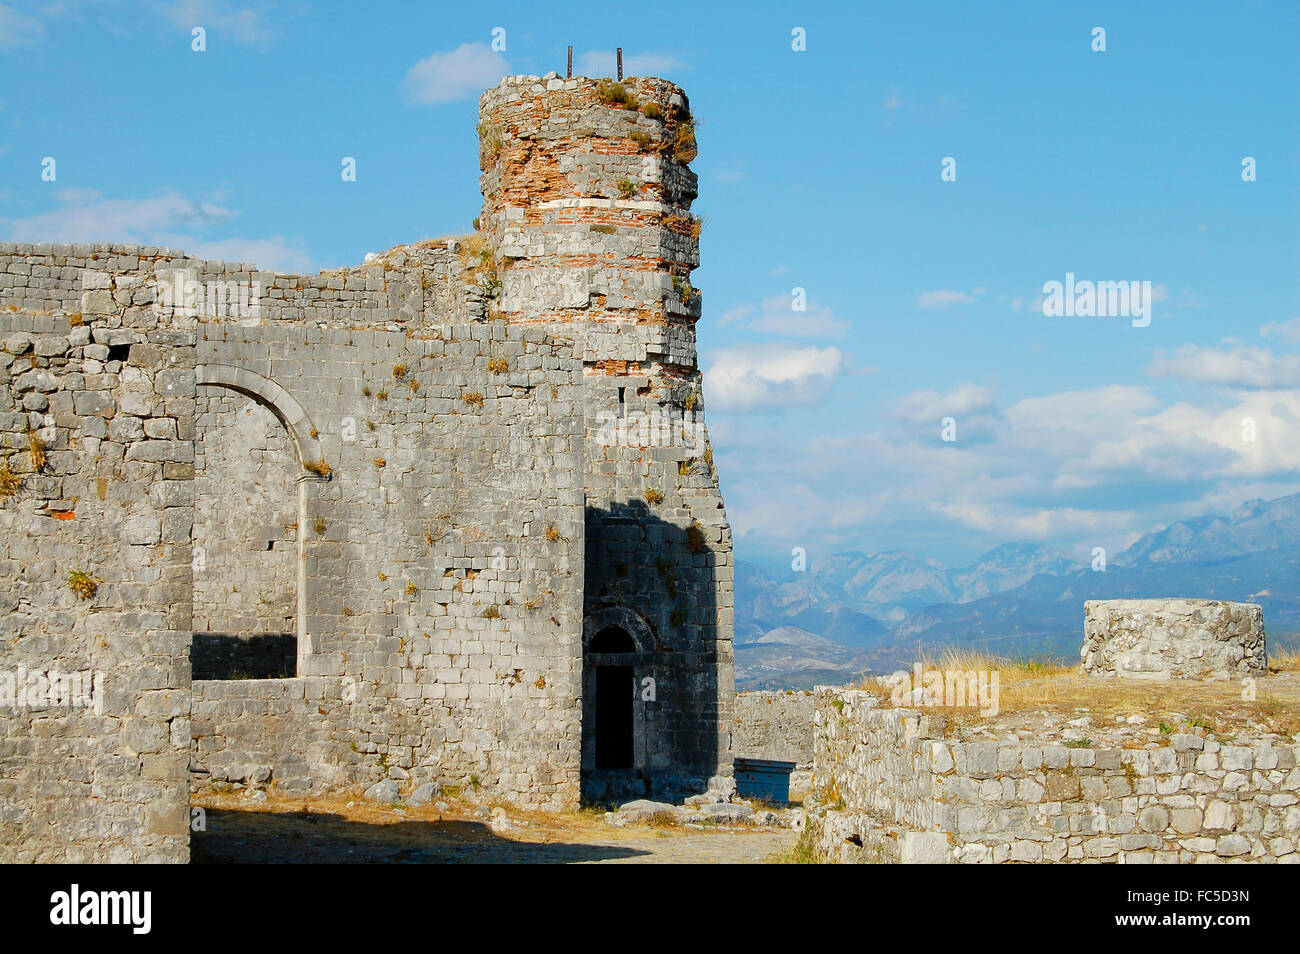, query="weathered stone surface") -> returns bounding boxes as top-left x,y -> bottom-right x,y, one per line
608,799 -> 681,825
733,690 -> 814,768
699,802 -> 754,822
902,831 -> 951,864
809,687 -> 1300,865
408,783 -> 442,807
1082,599 -> 1266,680
364,780 -> 400,804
